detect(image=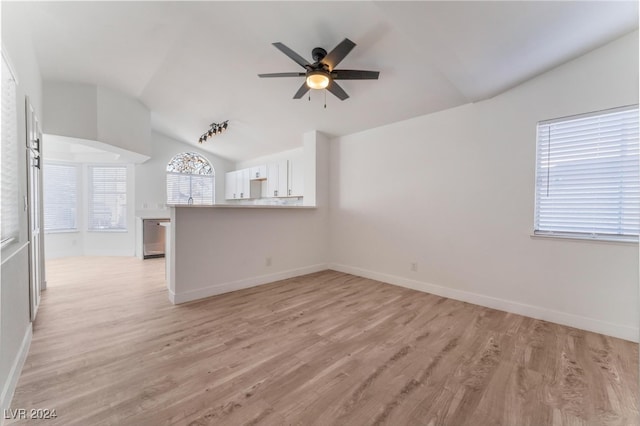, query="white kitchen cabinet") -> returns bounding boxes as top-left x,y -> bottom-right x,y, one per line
277,160 -> 288,197
287,158 -> 304,197
226,169 -> 254,199
250,165 -> 267,180
266,163 -> 281,198
237,169 -> 252,199
225,171 -> 237,200
265,159 -> 303,198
